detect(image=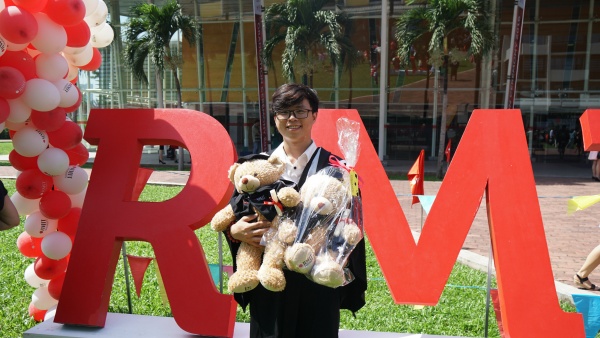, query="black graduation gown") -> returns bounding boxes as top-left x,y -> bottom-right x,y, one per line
225,148 -> 367,338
